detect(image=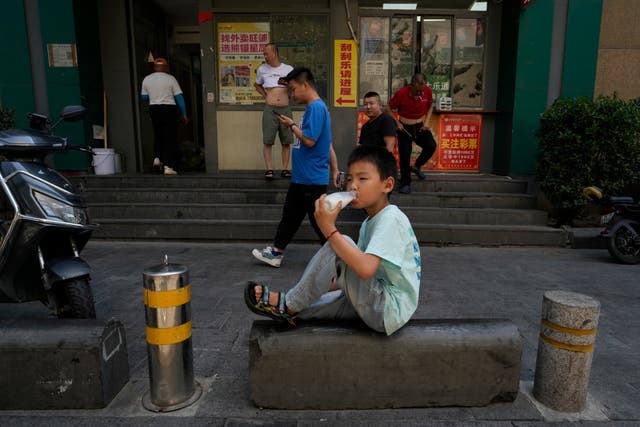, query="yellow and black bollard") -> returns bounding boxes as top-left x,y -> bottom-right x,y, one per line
142,255 -> 202,412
